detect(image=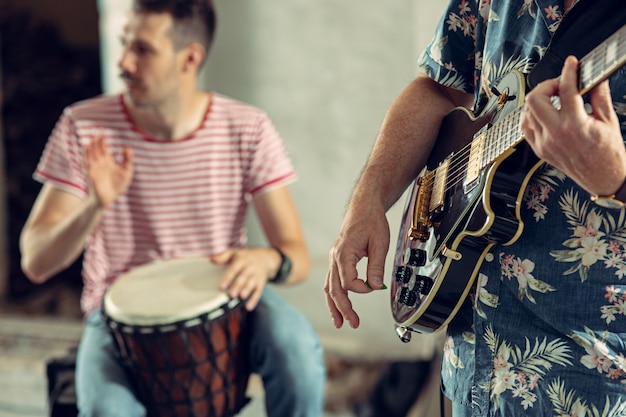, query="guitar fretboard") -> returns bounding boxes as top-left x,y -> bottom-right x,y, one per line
580,23 -> 626,95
